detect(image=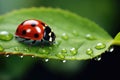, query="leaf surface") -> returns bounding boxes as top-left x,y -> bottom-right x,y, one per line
0,8 -> 113,60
